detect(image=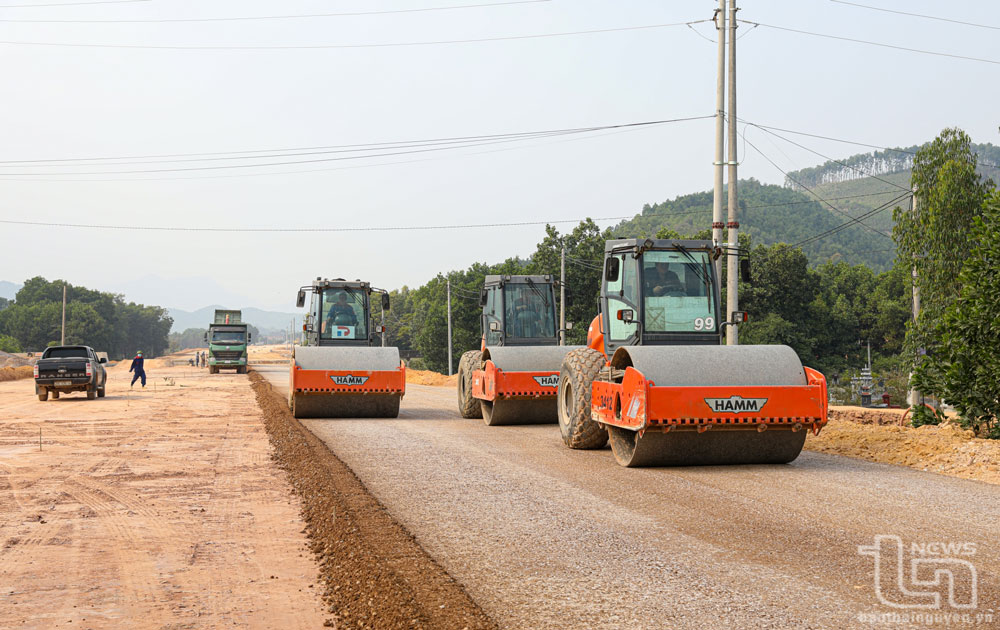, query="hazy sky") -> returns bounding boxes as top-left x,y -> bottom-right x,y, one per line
2,0 -> 997,311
